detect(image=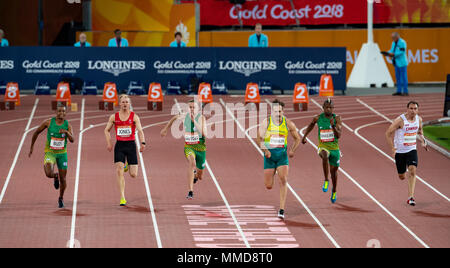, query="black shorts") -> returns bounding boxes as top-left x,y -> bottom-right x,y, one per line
395,150 -> 418,174
114,140 -> 138,165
